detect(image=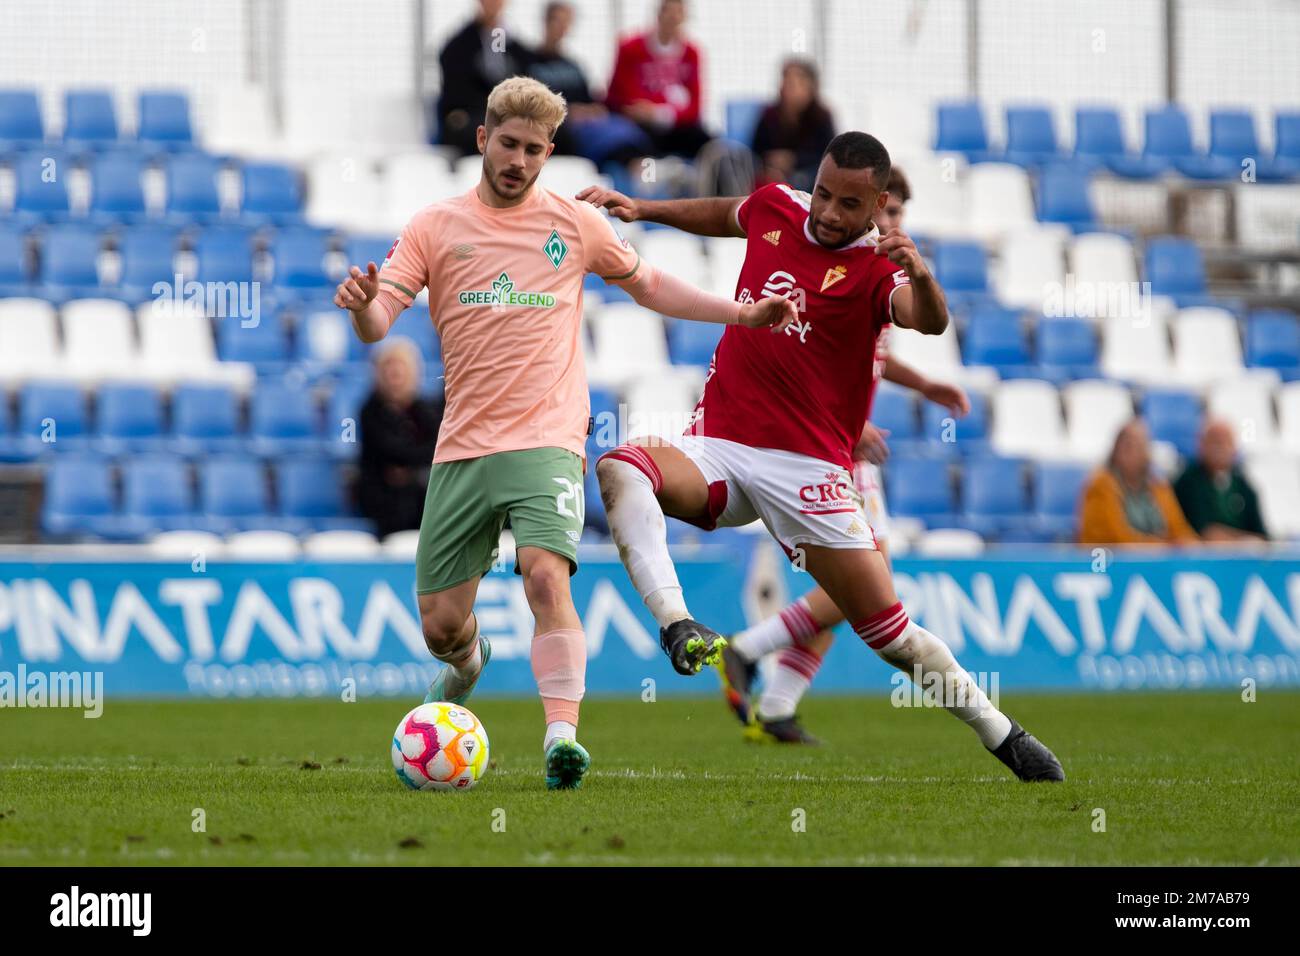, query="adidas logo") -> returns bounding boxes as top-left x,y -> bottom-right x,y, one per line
763,230 -> 781,246
846,519 -> 864,537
